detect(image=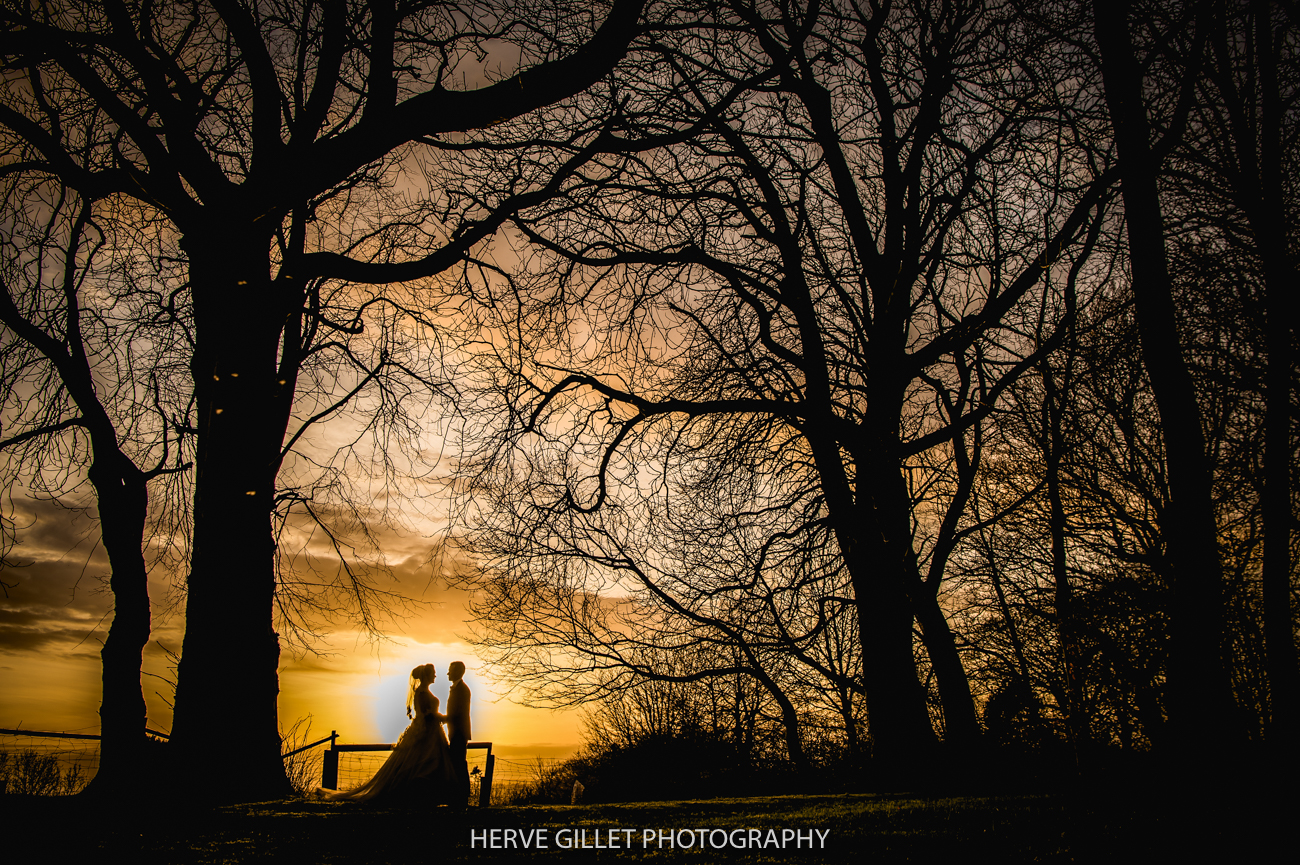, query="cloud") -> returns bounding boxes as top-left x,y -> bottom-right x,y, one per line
0,490 -> 589,751
269,536 -> 483,651
0,618 -> 105,654
0,496 -> 180,659
0,560 -> 114,656
275,501 -> 448,569
4,496 -> 108,567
